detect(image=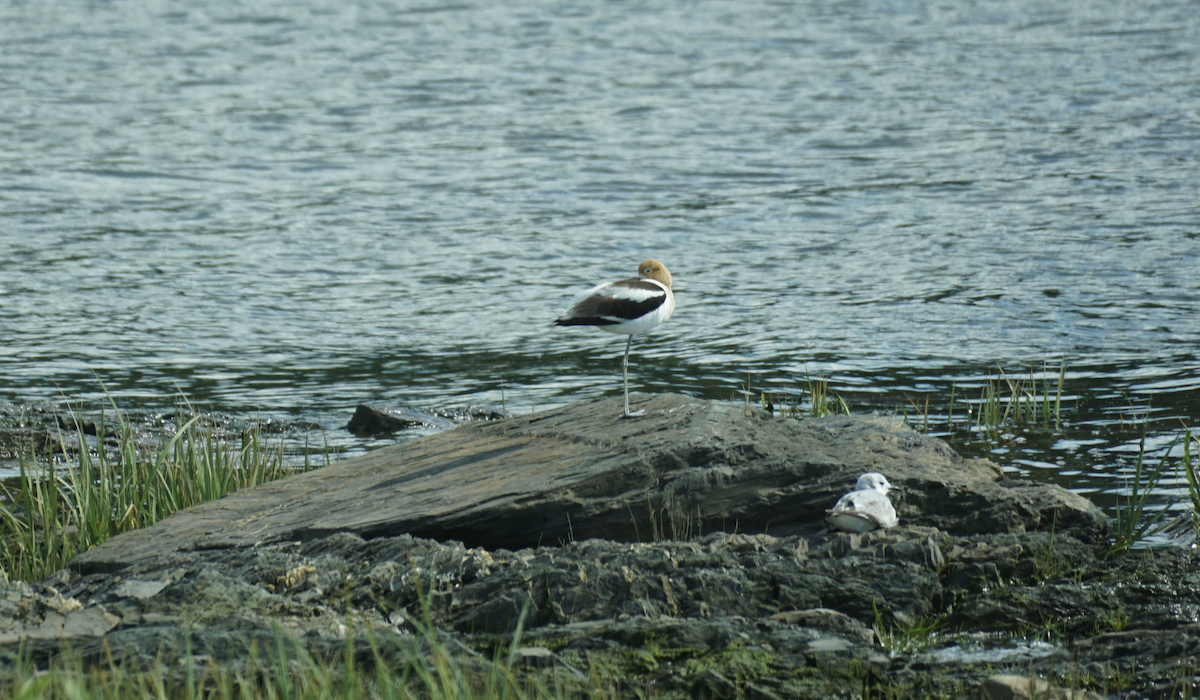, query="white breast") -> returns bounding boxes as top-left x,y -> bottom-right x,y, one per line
826,488 -> 898,532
